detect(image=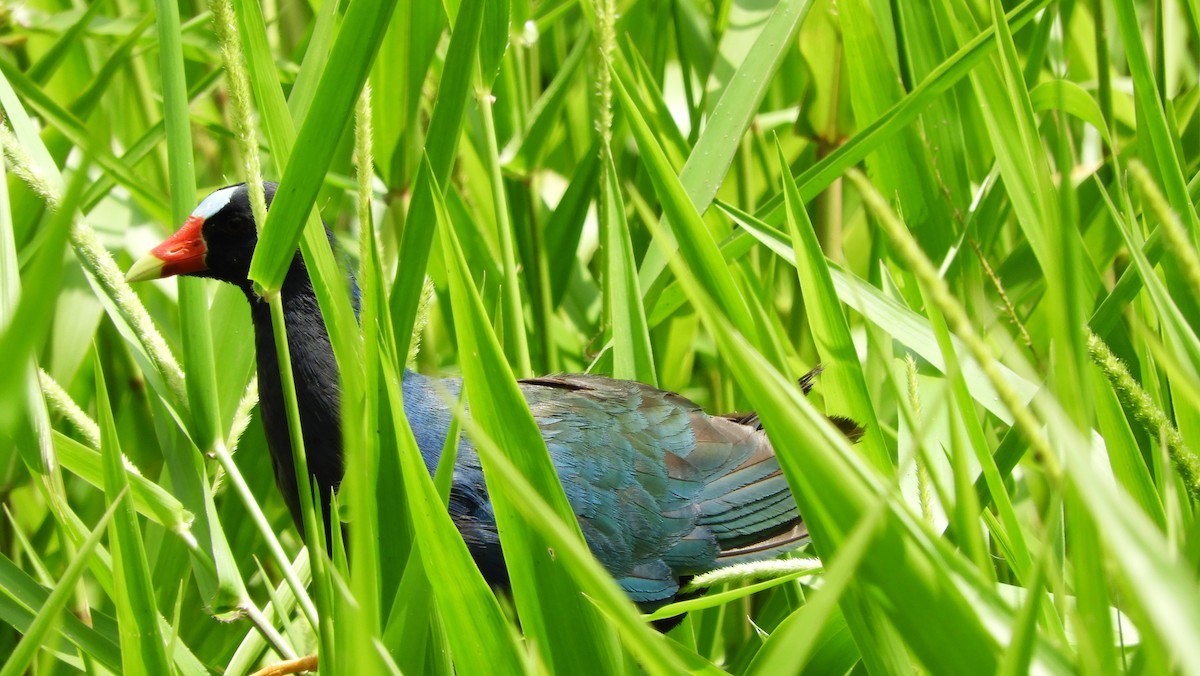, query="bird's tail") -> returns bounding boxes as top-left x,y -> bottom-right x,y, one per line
693,436 -> 805,554
715,522 -> 810,565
